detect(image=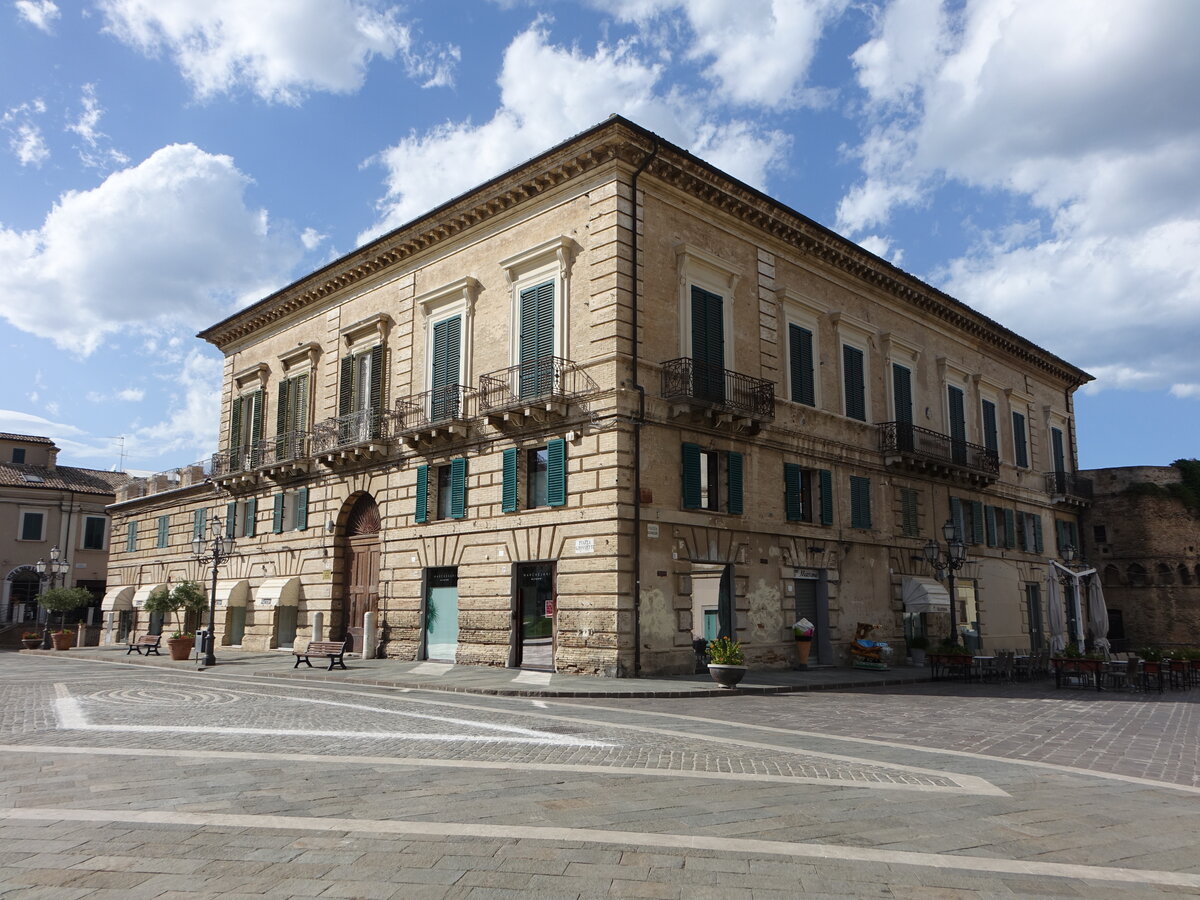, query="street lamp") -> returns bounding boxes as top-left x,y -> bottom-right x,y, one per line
34,545 -> 71,649
192,513 -> 235,668
1059,543 -> 1085,648
924,520 -> 968,646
